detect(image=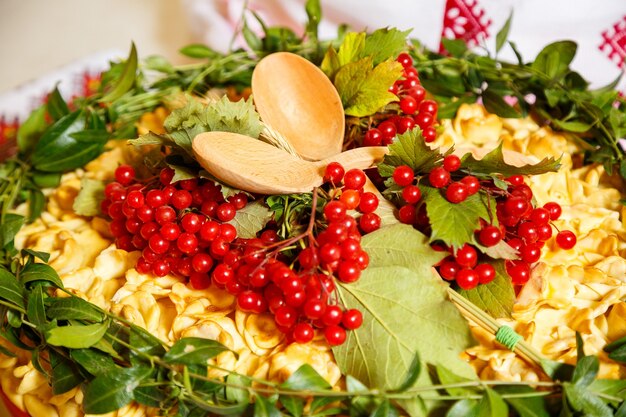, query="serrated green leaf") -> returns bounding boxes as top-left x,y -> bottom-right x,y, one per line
495,385 -> 549,417
46,296 -> 104,322
378,128 -> 445,177
281,364 -> 331,391
333,244 -> 475,417
421,186 -> 494,250
20,262 -> 64,288
83,366 -> 153,414
163,337 -> 230,366
362,28 -> 411,65
0,268 -> 25,309
345,59 -> 403,117
460,144 -> 561,176
73,177 -> 105,217
495,12 -> 513,54
46,321 -> 109,349
337,32 -> 366,67
204,96 -> 263,139
458,261 -> 515,318
227,200 -> 272,239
